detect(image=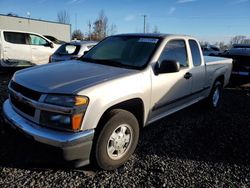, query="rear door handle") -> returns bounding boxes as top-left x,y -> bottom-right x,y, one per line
184,72 -> 192,79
